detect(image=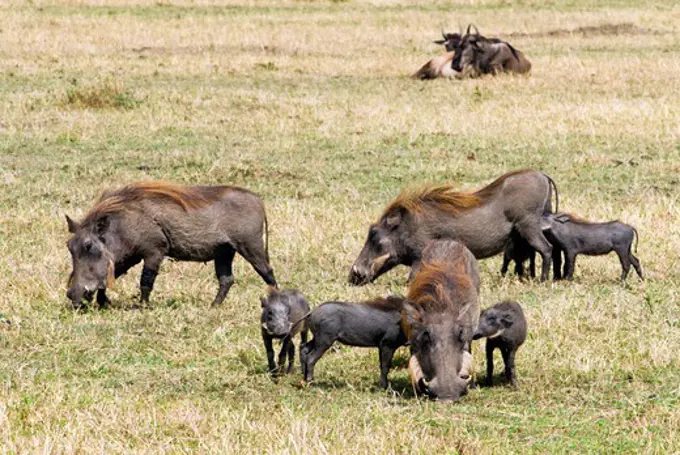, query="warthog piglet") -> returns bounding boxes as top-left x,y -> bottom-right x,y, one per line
261,288 -> 309,376
301,296 -> 407,389
473,300 -> 527,387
